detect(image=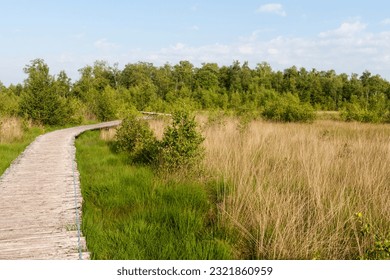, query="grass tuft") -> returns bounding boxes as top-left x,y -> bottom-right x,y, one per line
76,130 -> 234,259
